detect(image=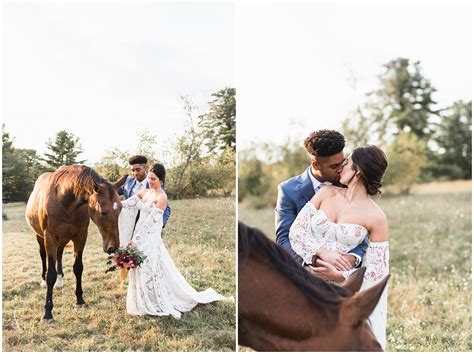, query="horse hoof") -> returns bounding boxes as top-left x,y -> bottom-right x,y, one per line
40,280 -> 46,288
41,318 -> 54,324
75,303 -> 88,309
54,275 -> 64,288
